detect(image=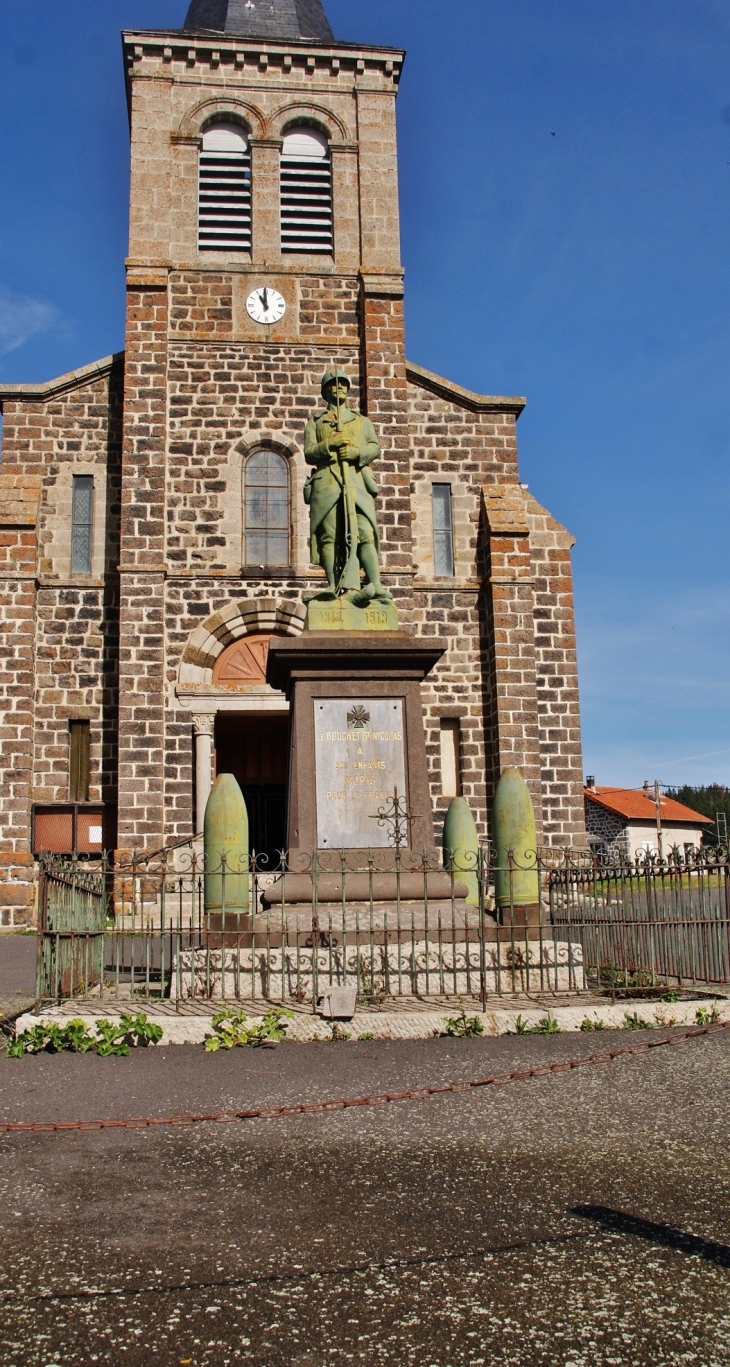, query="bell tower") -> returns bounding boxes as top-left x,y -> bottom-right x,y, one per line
118,2 -> 409,848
